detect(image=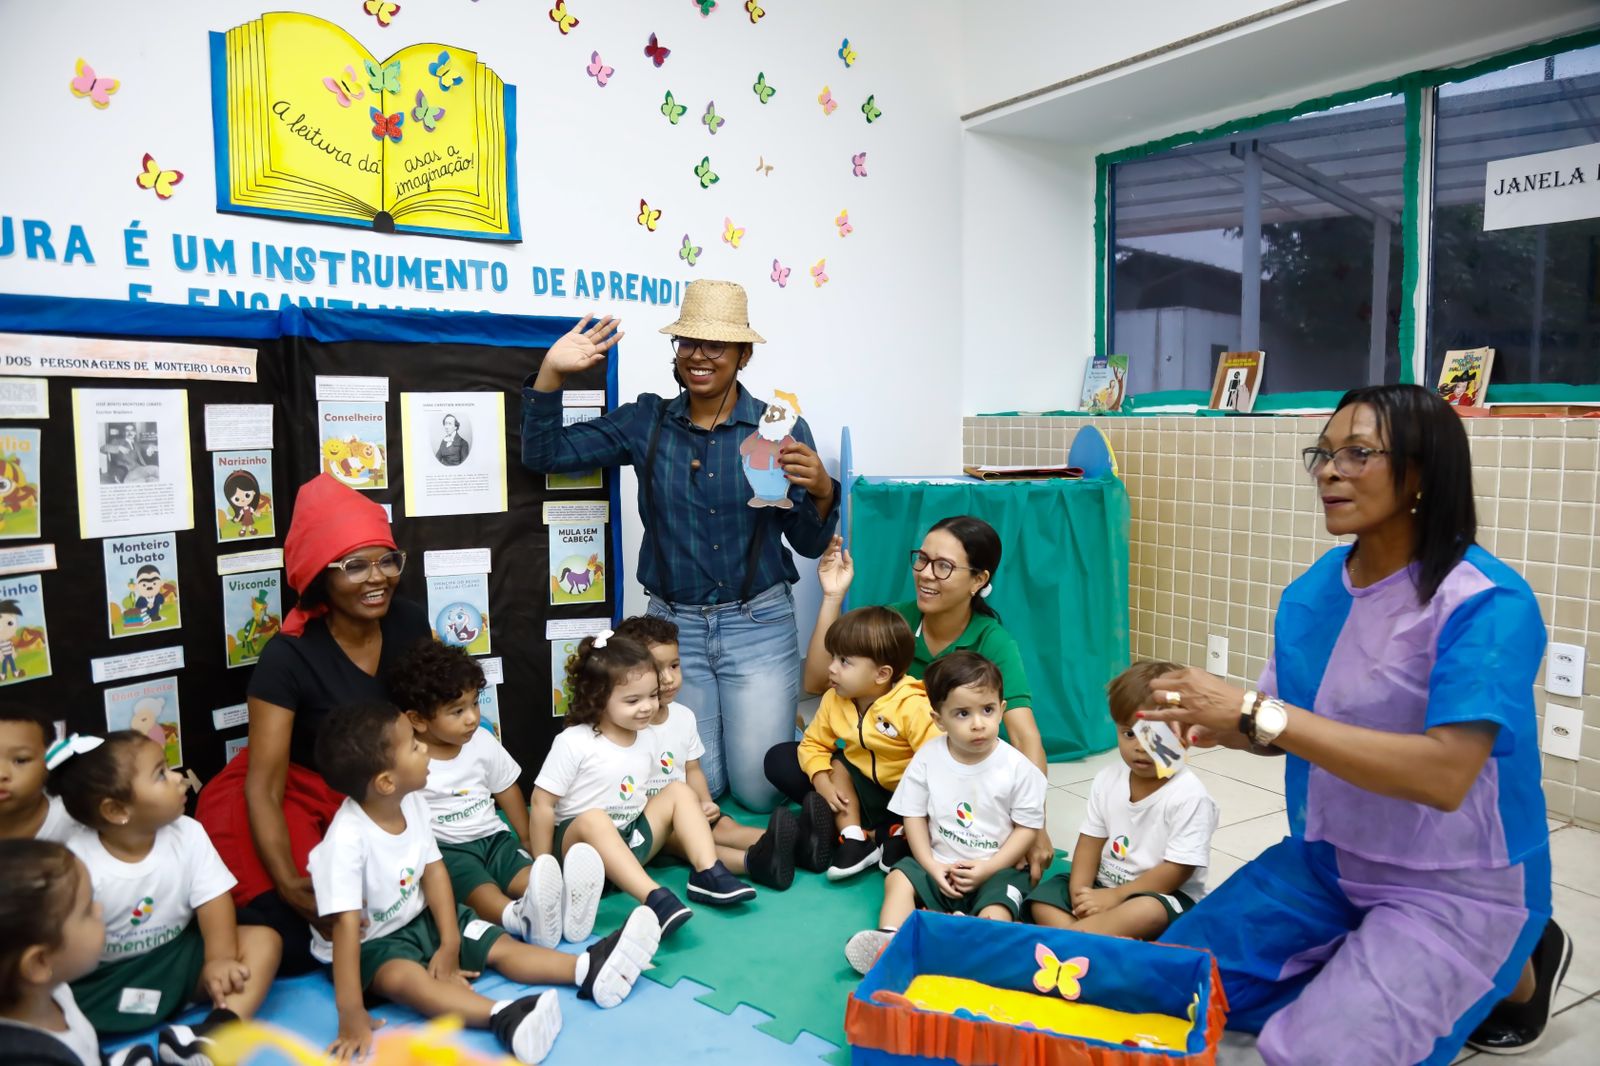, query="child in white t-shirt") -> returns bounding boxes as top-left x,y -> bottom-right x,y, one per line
532,631 -> 755,940
390,641 -> 603,949
1027,661 -> 1218,939
309,702 -> 660,1064
845,652 -> 1048,975
615,615 -> 802,890
46,732 -> 280,1065
0,705 -> 77,844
